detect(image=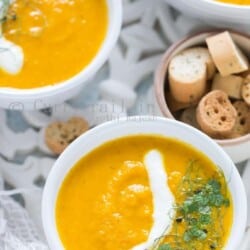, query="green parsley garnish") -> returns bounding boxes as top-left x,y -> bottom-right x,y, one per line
180,179 -> 230,240
0,0 -> 10,23
157,244 -> 172,250
154,163 -> 230,250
